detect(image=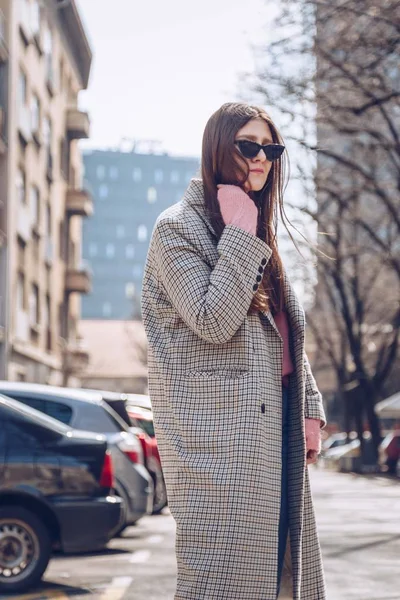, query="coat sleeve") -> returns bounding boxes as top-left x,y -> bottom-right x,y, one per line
304,351 -> 327,429
153,219 -> 272,344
